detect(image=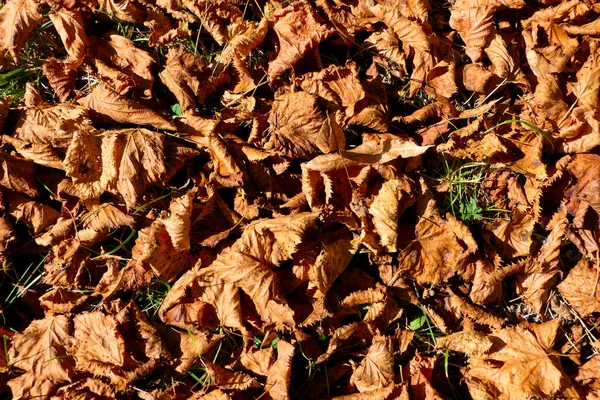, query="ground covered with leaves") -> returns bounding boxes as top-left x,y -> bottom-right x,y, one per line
1,0 -> 600,399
